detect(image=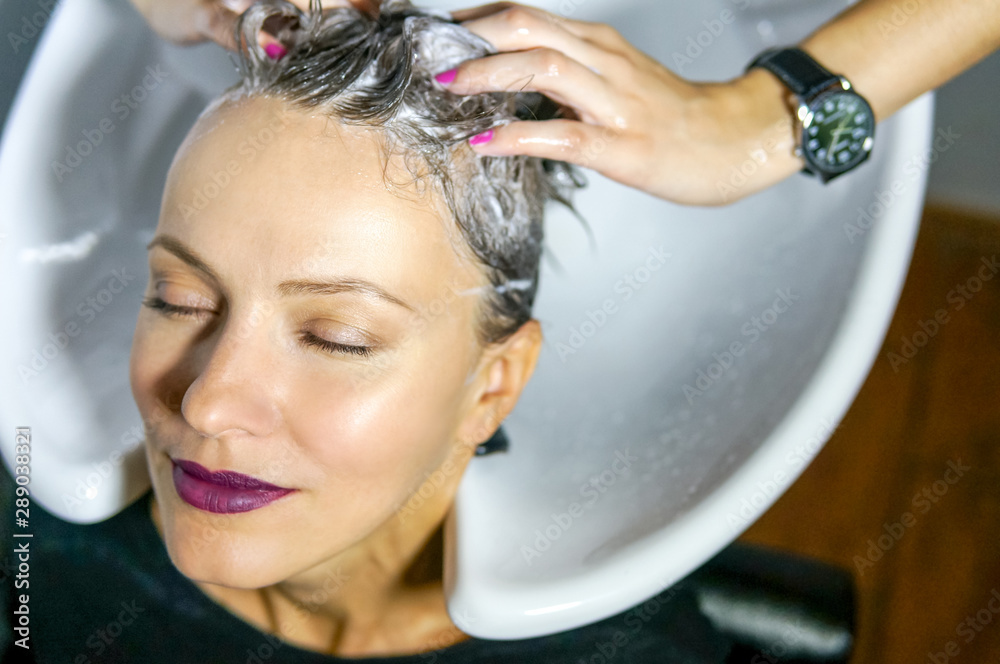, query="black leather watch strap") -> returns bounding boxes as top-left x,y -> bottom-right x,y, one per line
747,47 -> 839,100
